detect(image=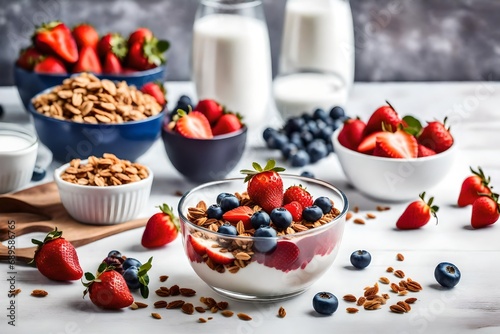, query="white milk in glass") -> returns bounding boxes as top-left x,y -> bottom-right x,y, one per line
0,134 -> 33,152
192,14 -> 272,126
280,0 -> 355,89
